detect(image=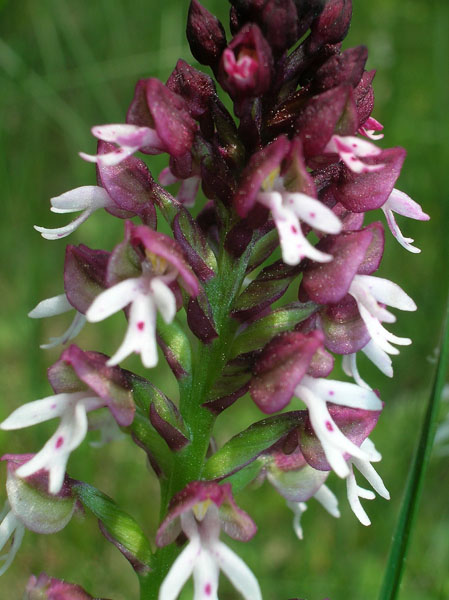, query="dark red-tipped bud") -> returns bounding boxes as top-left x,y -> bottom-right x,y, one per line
218,24 -> 273,99
308,0 -> 353,53
186,0 -> 227,69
